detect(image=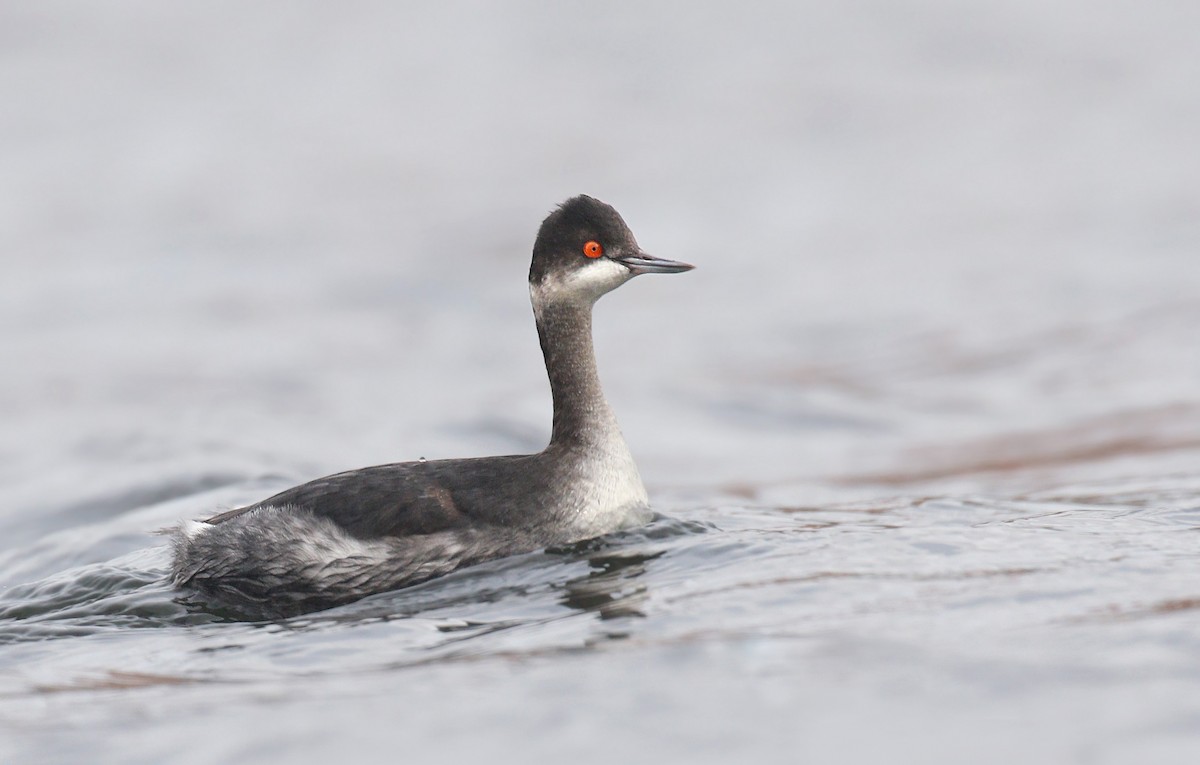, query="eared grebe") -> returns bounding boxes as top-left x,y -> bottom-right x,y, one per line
171,195 -> 693,615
